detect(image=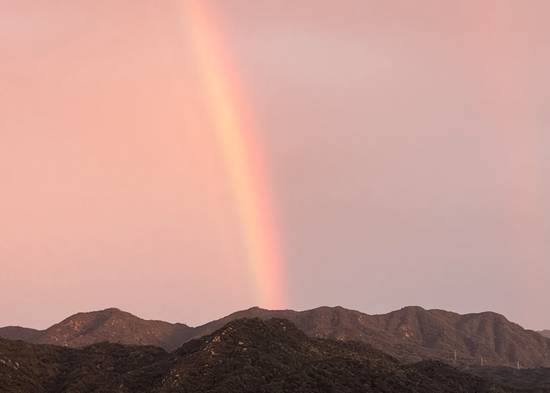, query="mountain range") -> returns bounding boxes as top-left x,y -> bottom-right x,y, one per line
0,317 -> 545,393
2,306 -> 550,368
